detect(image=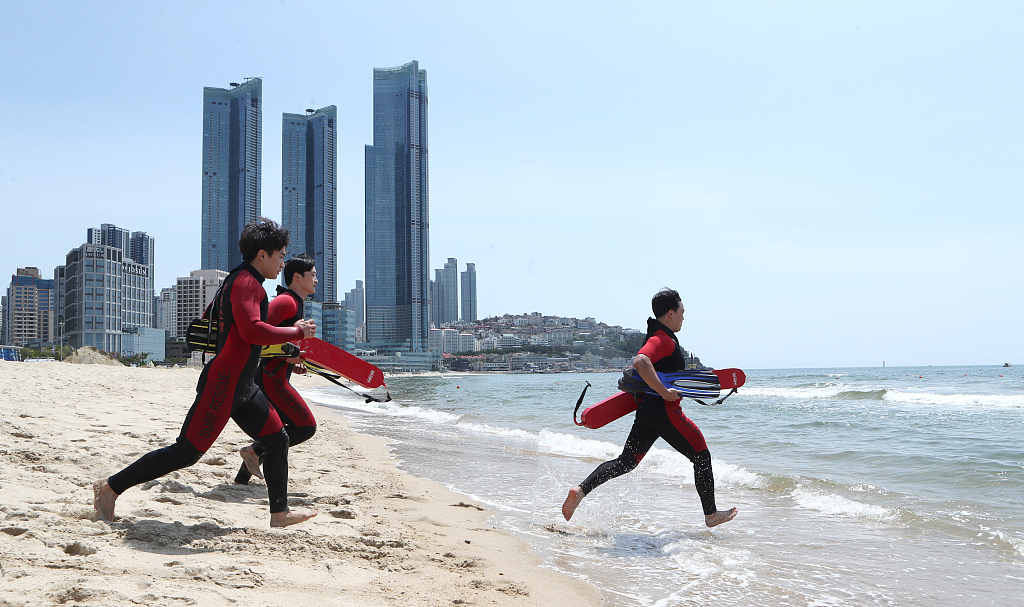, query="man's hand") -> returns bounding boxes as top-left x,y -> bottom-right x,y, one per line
295,319 -> 316,339
633,353 -> 681,401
